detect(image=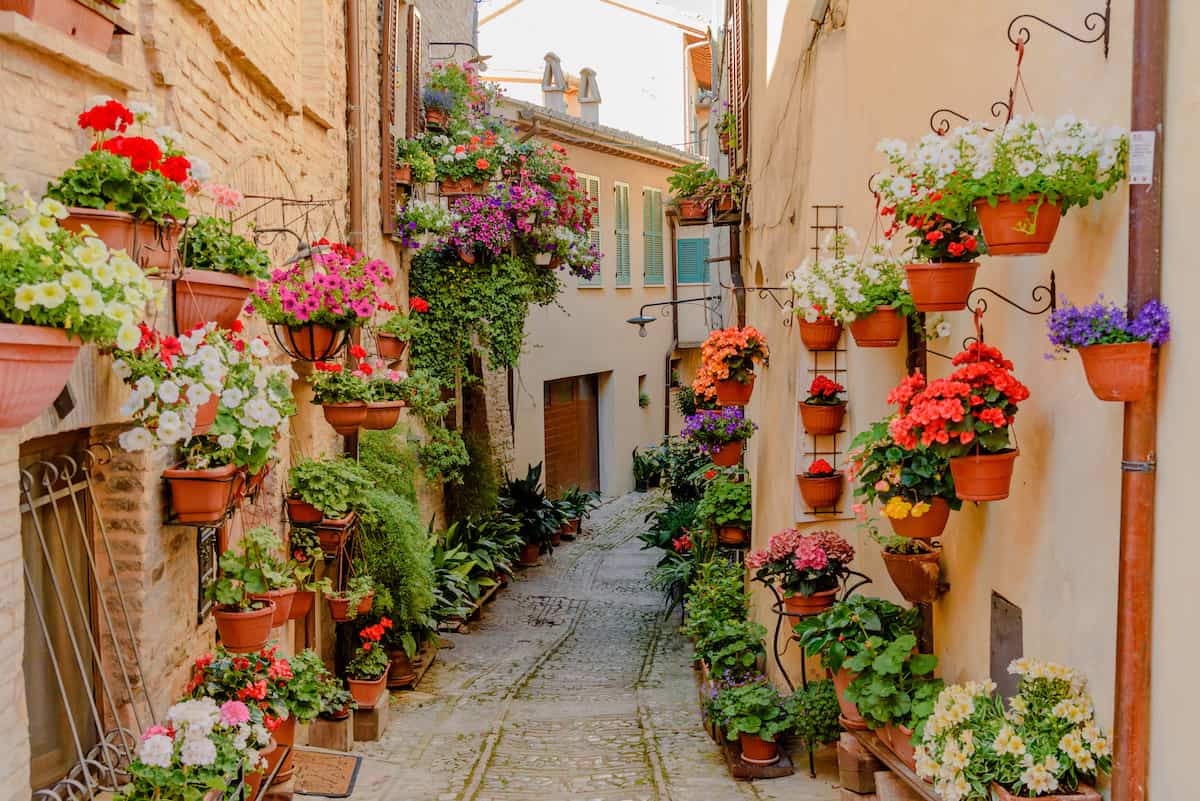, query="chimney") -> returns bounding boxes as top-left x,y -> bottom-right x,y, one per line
579,67 -> 601,124
541,52 -> 567,112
